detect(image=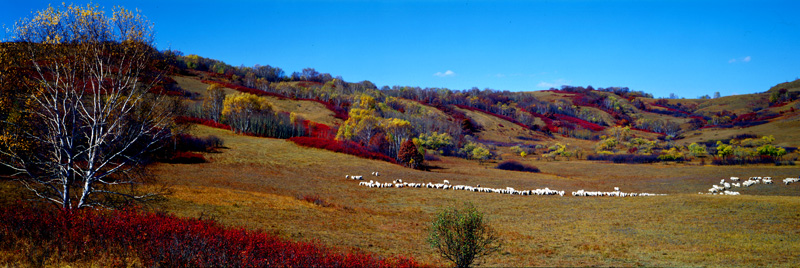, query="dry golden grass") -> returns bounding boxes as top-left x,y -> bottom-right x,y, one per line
144,125 -> 800,267
694,93 -> 771,115
453,107 -> 544,144
677,115 -> 800,148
